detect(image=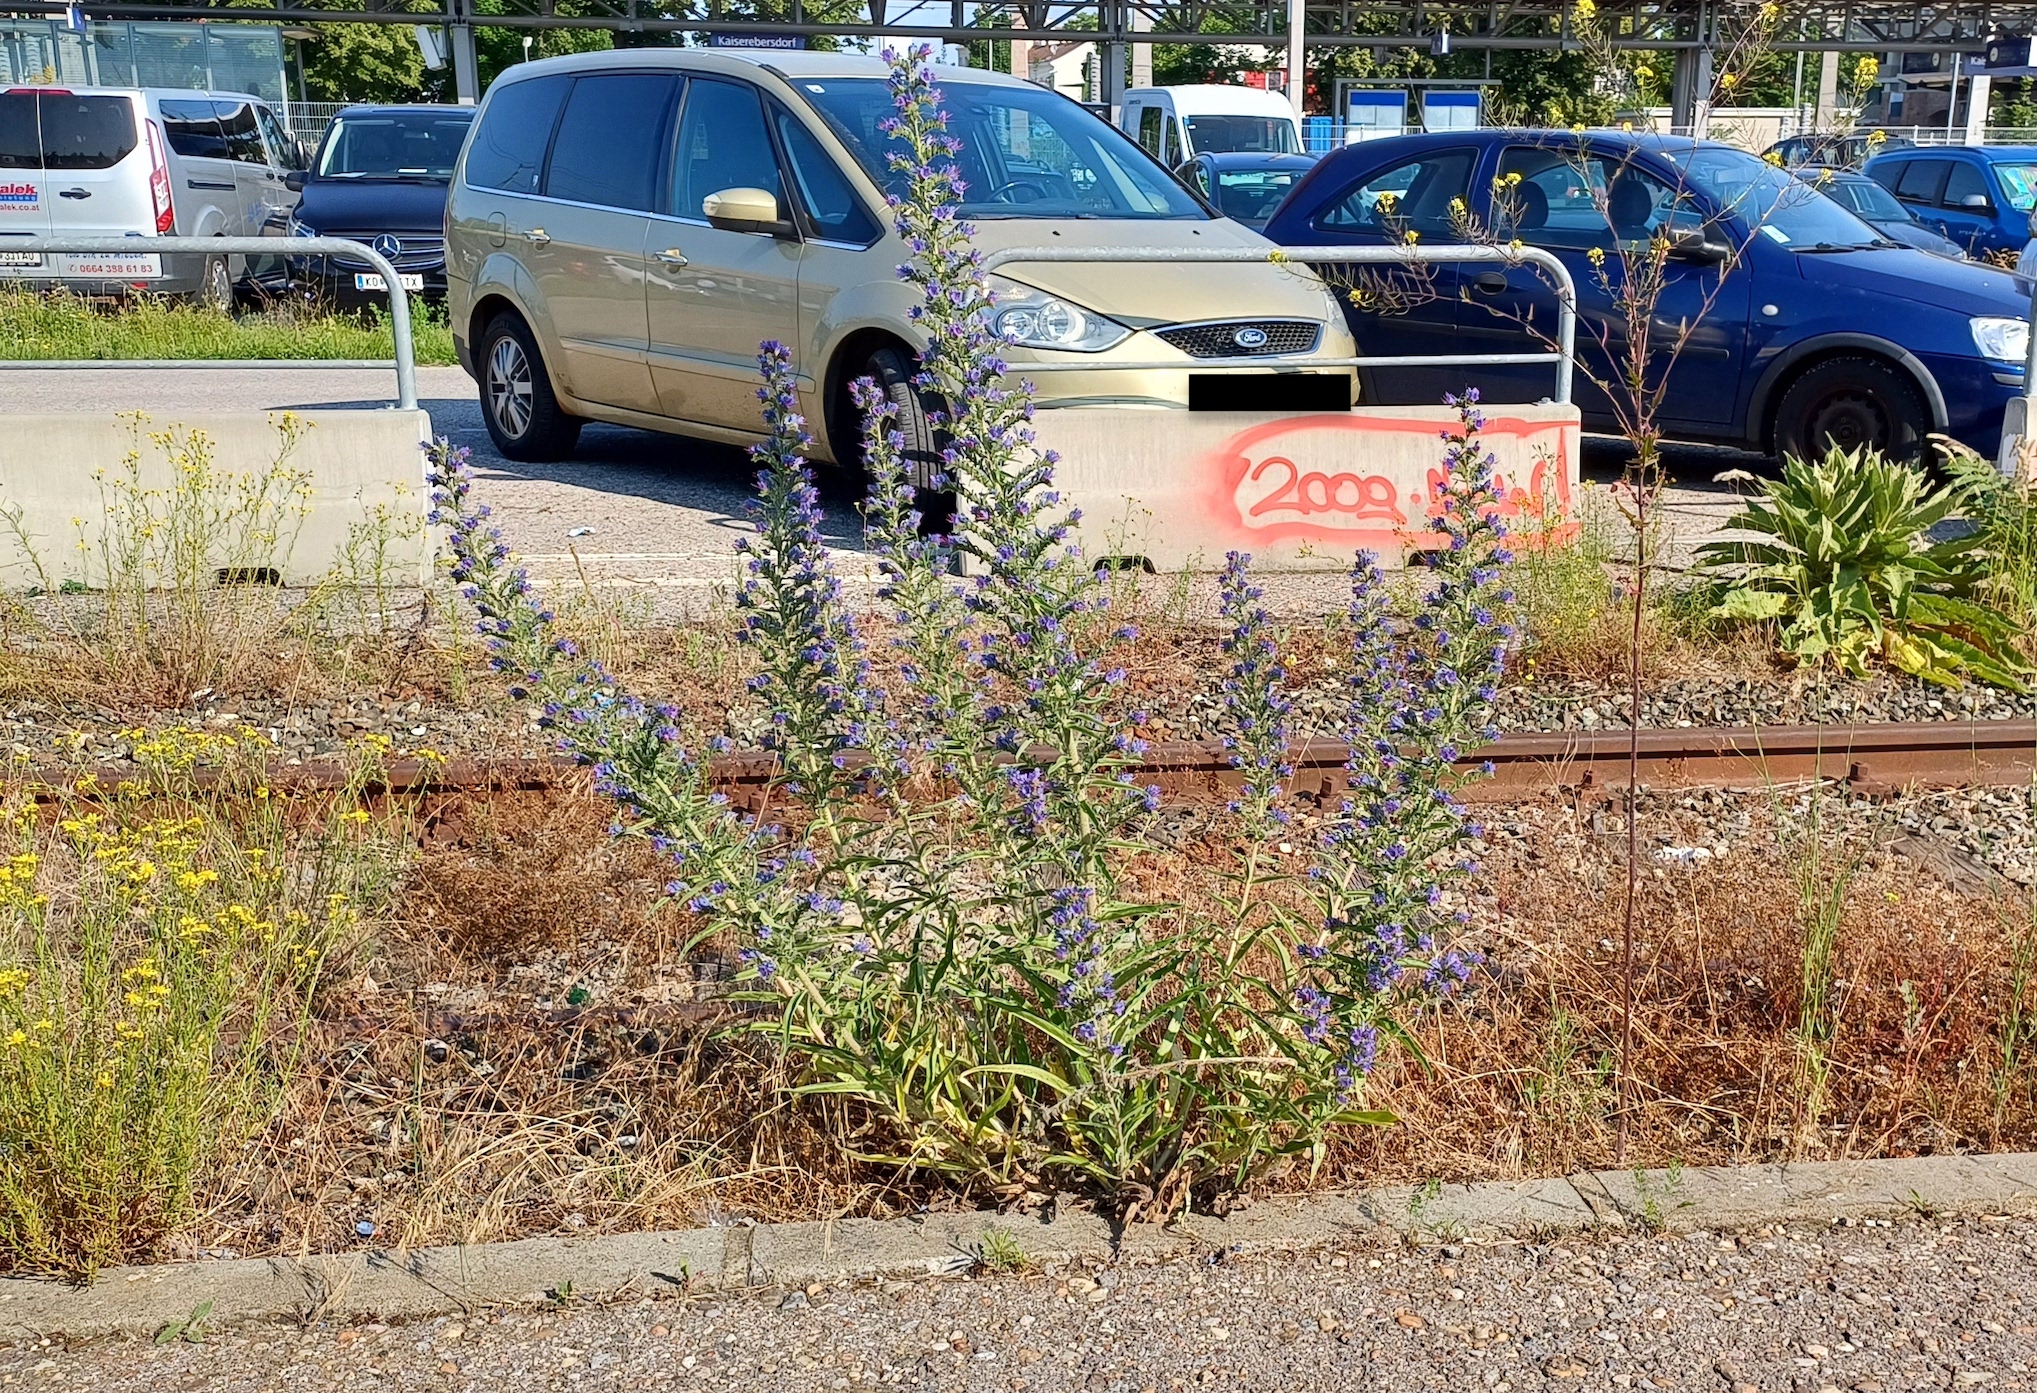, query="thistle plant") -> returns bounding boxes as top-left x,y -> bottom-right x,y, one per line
435,45 -> 1519,1216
